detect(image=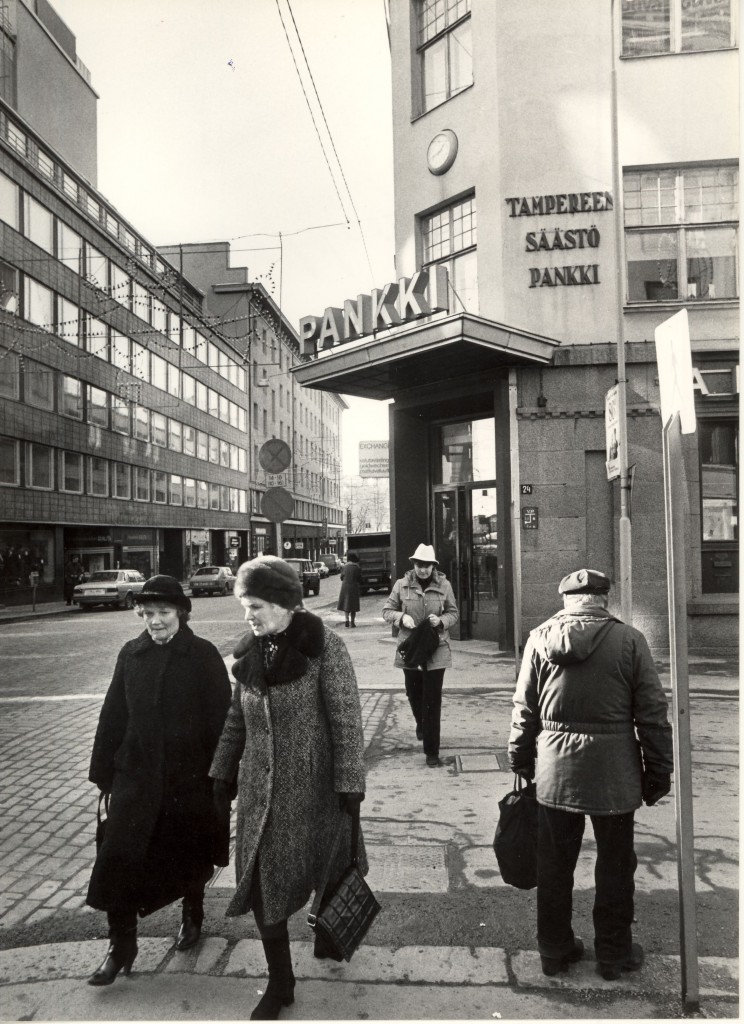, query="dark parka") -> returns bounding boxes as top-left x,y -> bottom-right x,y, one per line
508,607 -> 673,815
382,568 -> 459,670
87,625 -> 232,914
209,610 -> 367,926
